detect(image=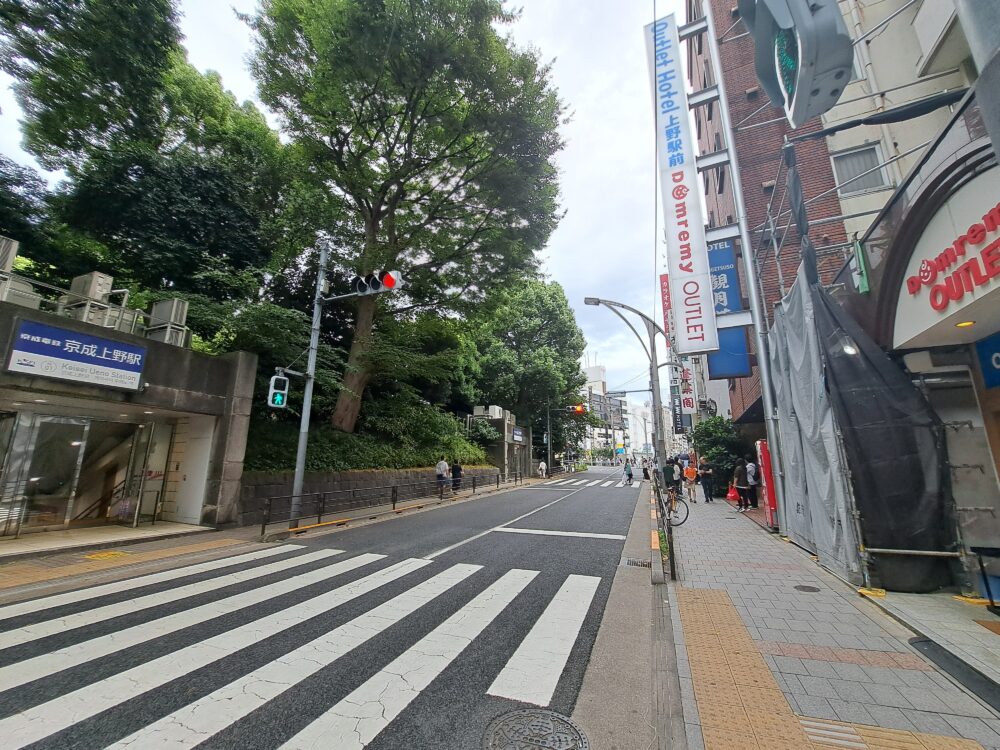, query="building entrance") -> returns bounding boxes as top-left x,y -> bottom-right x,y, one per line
0,411 -> 173,537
